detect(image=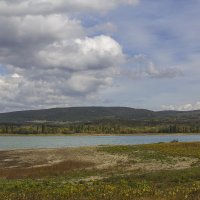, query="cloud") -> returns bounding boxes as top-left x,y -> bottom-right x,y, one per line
0,15 -> 82,43
122,55 -> 182,79
0,13 -> 123,112
0,0 -> 188,112
0,0 -> 139,16
0,70 -> 115,112
0,34 -> 123,112
161,102 -> 200,111
38,35 -> 124,71
0,0 -> 134,112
